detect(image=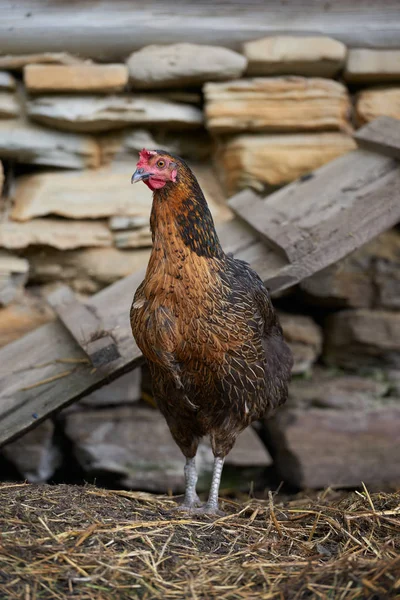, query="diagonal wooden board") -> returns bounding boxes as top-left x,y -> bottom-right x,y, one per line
229,117 -> 400,291
1,119 -> 400,447
354,116 -> 400,160
46,284 -> 120,367
229,149 -> 400,291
